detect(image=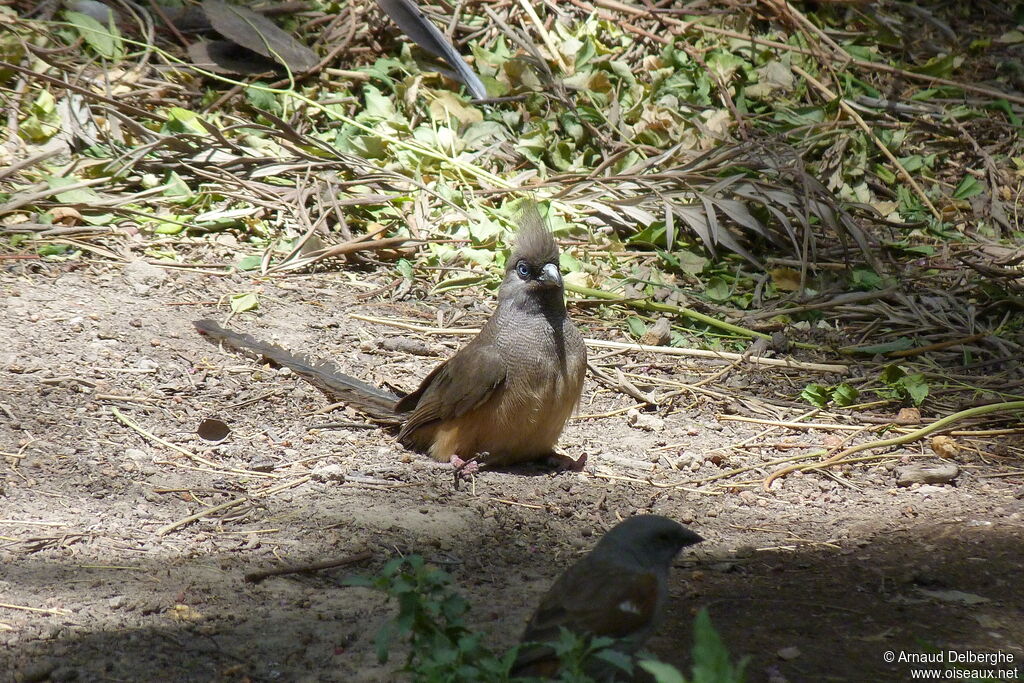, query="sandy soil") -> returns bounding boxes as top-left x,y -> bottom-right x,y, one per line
2,259 -> 1022,682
